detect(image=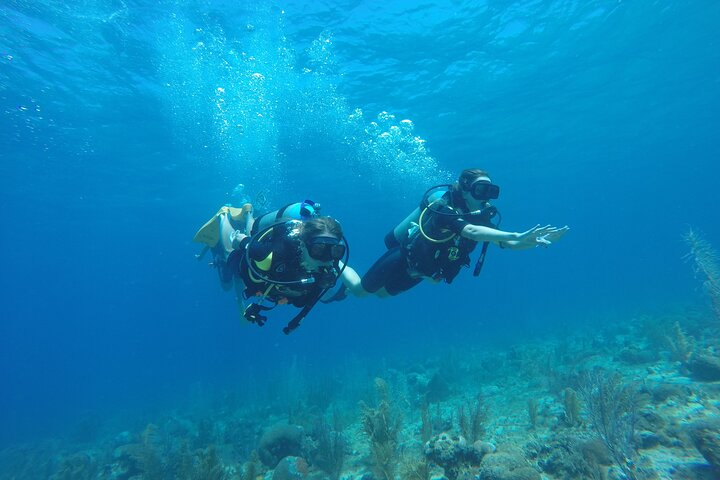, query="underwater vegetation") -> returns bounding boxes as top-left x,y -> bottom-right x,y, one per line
2,235 -> 720,480
578,371 -> 639,480
3,309 -> 720,480
684,229 -> 720,324
360,378 -> 402,480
